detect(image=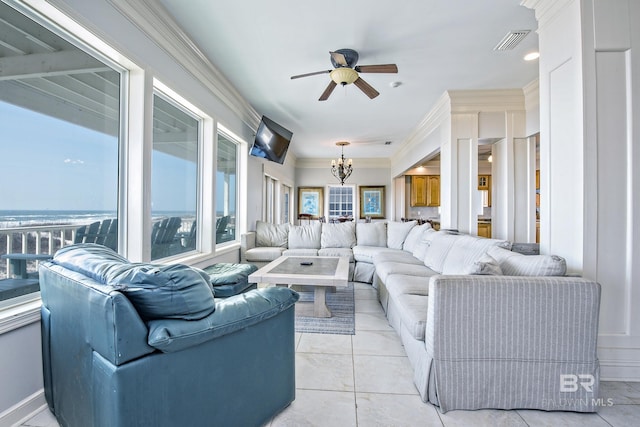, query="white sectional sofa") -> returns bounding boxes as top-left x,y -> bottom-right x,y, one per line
241,220 -> 601,413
